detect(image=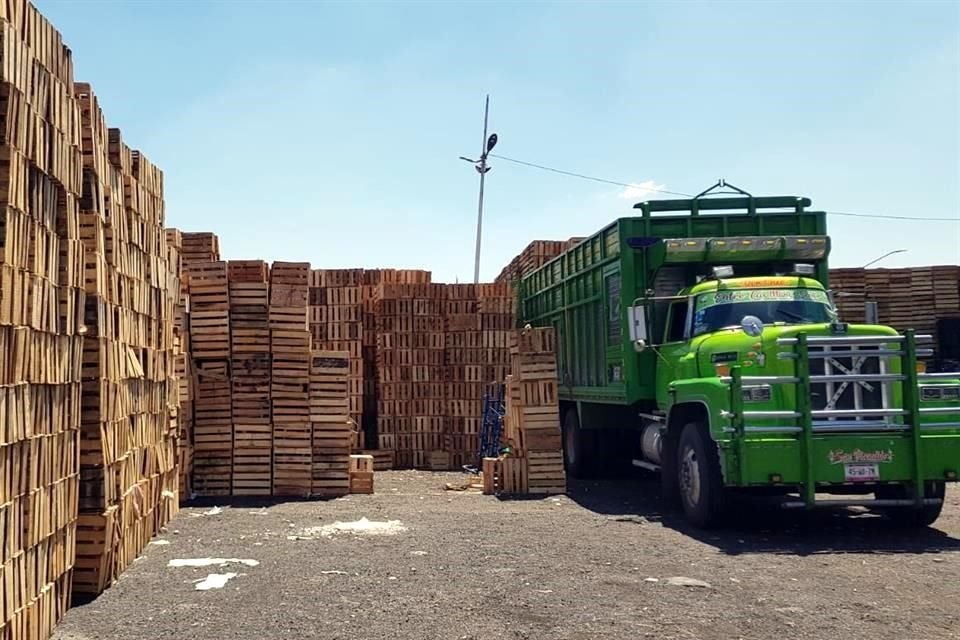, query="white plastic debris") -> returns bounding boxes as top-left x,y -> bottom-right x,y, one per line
666,576 -> 712,588
149,539 -> 171,546
191,506 -> 223,517
319,570 -> 348,576
194,572 -> 237,590
288,517 -> 407,540
168,558 -> 260,568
